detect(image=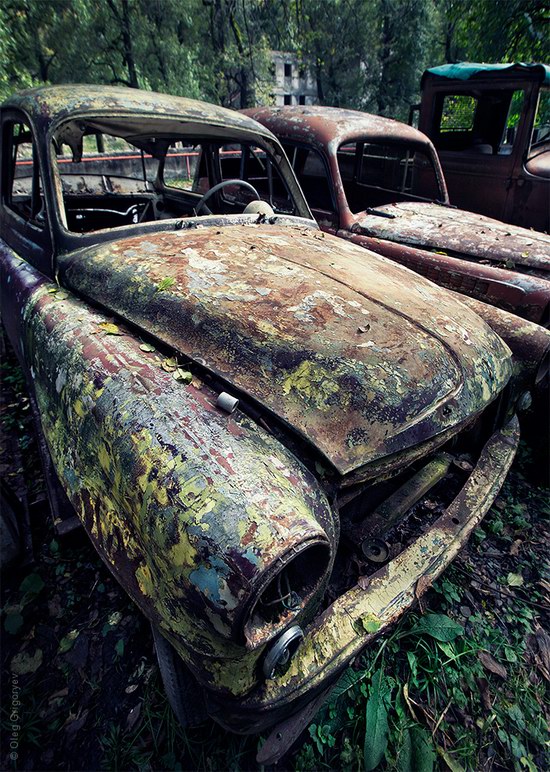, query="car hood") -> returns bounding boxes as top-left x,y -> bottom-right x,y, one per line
58,223 -> 511,475
355,202 -> 550,279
